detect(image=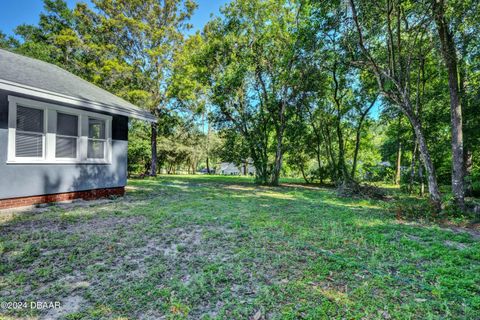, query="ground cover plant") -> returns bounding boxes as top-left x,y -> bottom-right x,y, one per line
1,175 -> 478,319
